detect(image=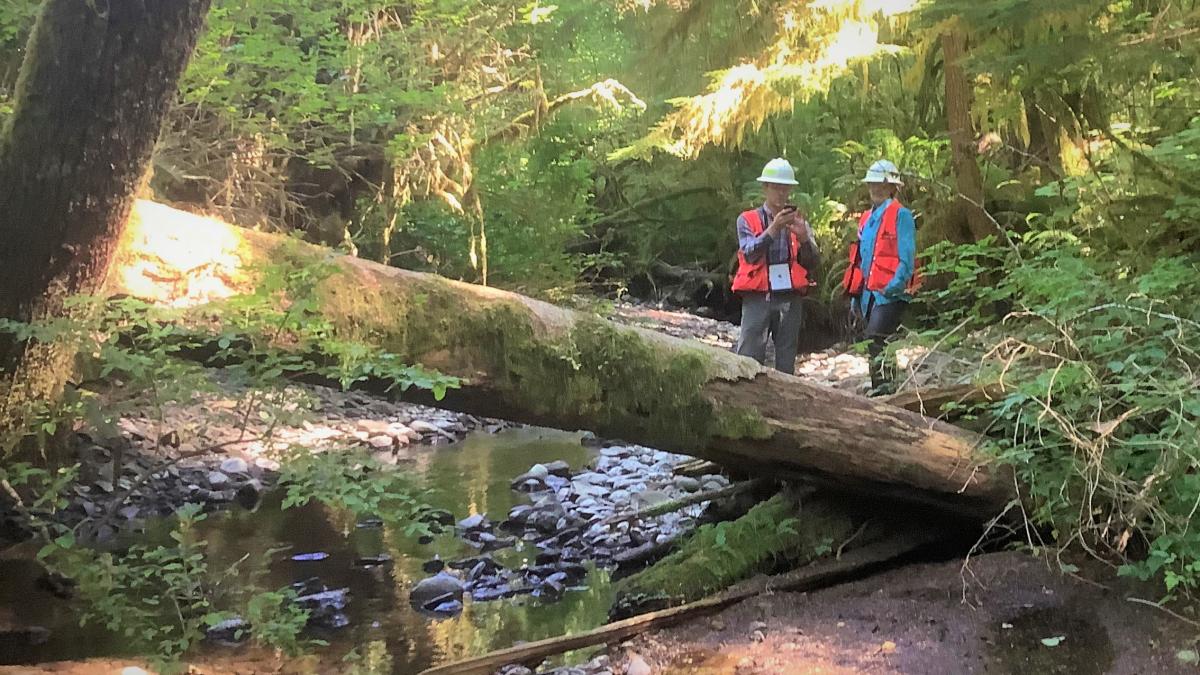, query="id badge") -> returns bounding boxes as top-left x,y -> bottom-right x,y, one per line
768,263 -> 793,292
